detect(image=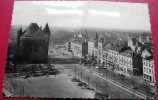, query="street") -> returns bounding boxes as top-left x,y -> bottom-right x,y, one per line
48,47 -> 155,99
5,74 -> 95,98
3,47 -> 155,99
